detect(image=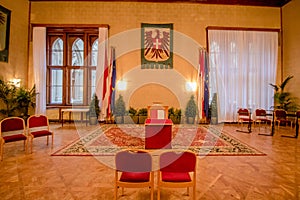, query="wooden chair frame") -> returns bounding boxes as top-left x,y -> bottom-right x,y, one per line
274,109 -> 293,129
27,114 -> 54,153
115,149 -> 154,200
157,150 -> 197,200
0,117 -> 28,161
